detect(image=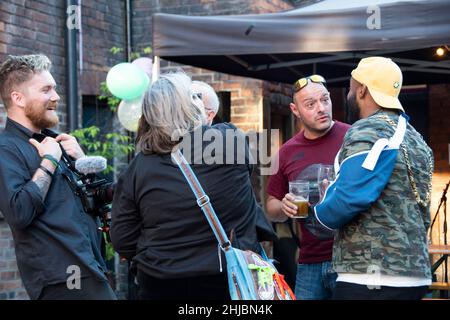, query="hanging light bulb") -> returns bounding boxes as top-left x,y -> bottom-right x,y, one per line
436,47 -> 446,57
